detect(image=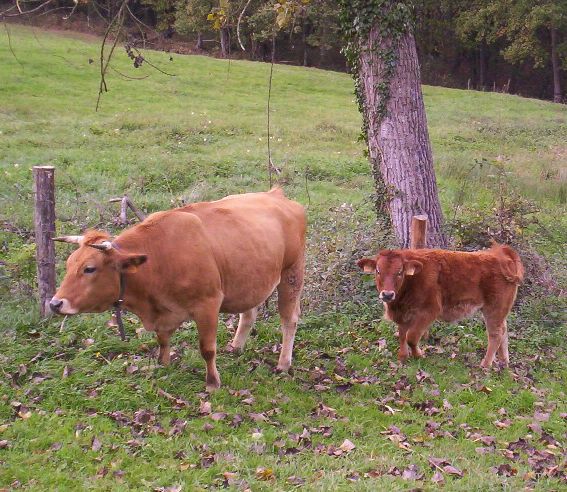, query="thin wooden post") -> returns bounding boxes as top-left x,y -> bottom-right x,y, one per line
410,214 -> 428,249
33,166 -> 56,317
